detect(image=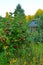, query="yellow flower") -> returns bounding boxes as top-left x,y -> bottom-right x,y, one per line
40,58 -> 43,63
13,58 -> 17,63
23,61 -> 27,65
10,58 -> 17,64
4,46 -> 8,49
